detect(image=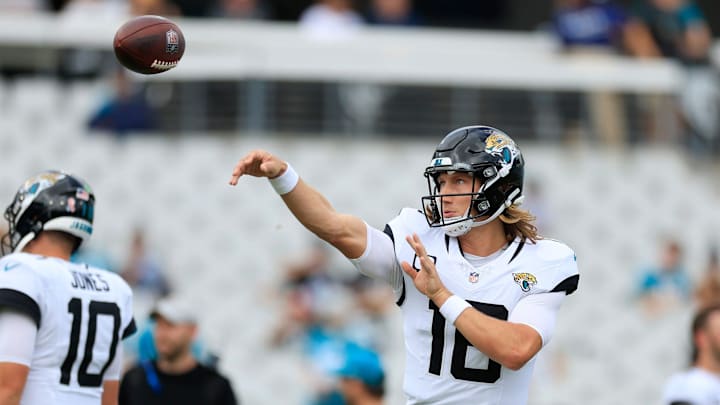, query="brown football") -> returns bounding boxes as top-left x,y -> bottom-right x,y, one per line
113,15 -> 185,75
